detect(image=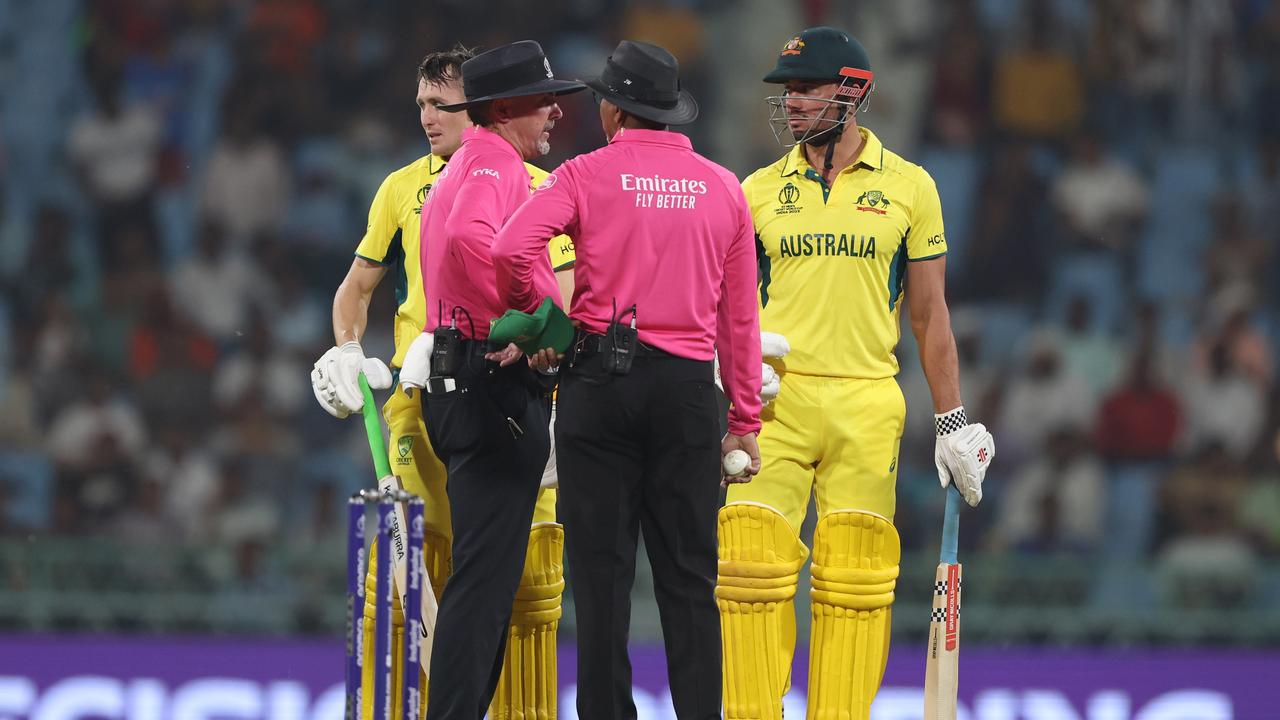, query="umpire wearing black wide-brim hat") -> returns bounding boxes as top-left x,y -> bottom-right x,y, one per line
583,40 -> 699,126
438,40 -> 585,112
